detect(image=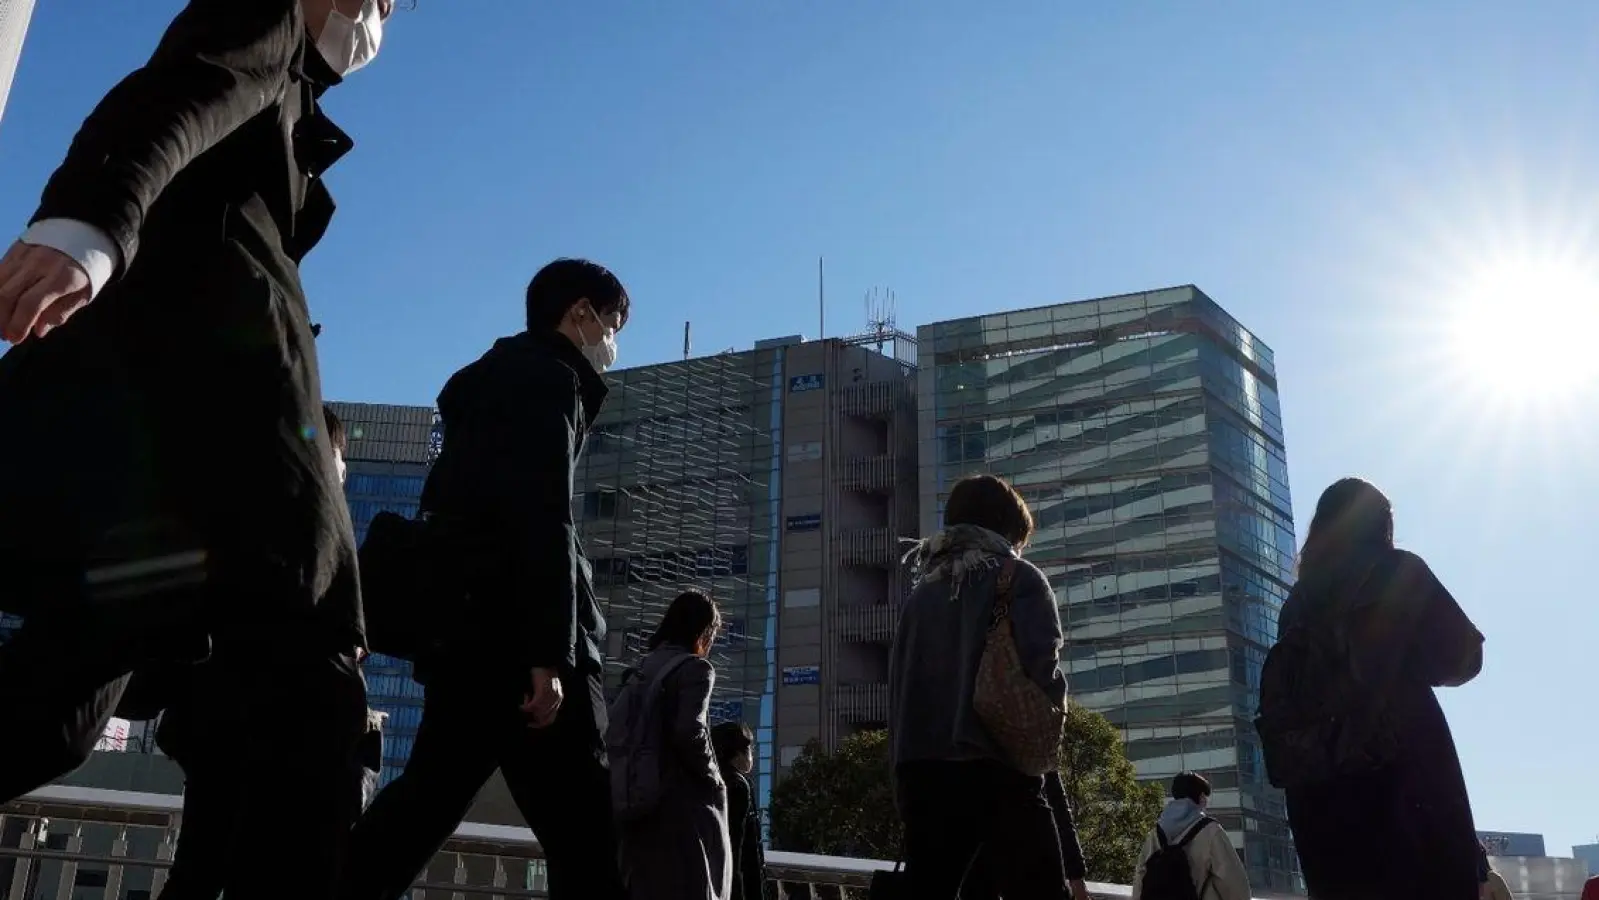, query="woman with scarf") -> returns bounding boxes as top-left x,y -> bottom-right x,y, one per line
888,474 -> 1087,900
